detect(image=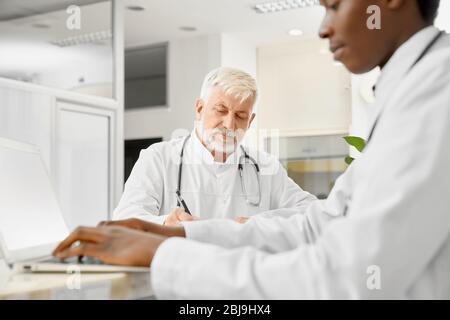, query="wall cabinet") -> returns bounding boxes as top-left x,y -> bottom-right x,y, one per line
56,102 -> 114,228
0,83 -> 121,230
0,0 -> 124,230
265,134 -> 349,199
